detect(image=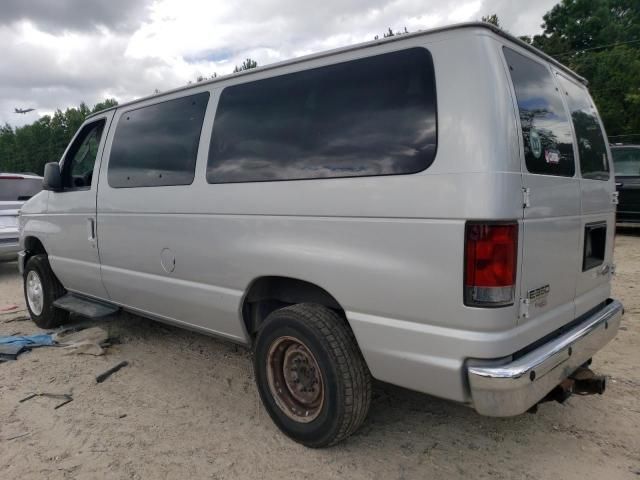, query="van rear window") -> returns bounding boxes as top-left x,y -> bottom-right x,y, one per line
504,47 -> 575,177
206,48 -> 437,183
612,147 -> 640,177
0,177 -> 42,201
556,75 -> 610,180
108,92 -> 209,188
